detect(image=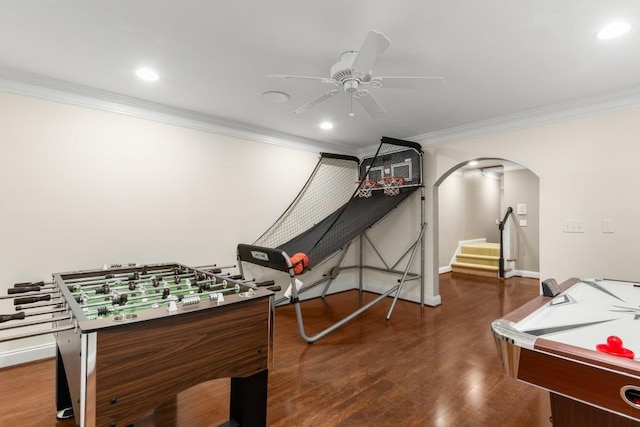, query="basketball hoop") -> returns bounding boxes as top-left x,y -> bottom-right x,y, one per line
356,180 -> 378,198
381,176 -> 405,196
